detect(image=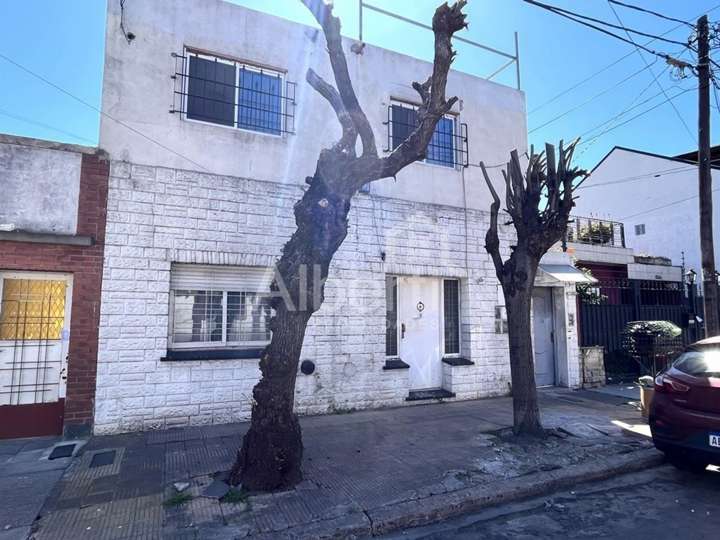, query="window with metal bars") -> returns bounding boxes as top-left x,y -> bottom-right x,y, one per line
386,102 -> 468,168
169,265 -> 273,350
385,276 -> 398,357
171,50 -> 296,135
443,279 -> 460,355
